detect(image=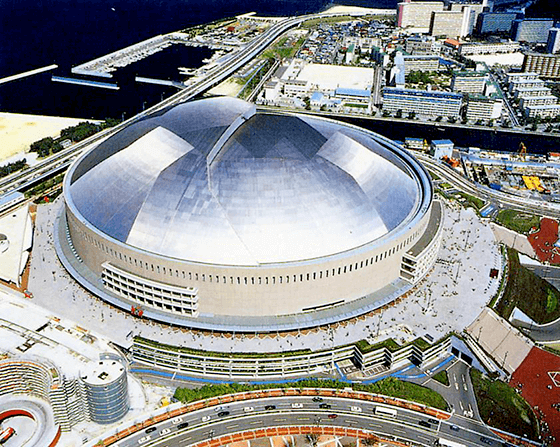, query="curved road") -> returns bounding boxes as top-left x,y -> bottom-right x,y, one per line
111,396 -> 504,447
0,395 -> 58,447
